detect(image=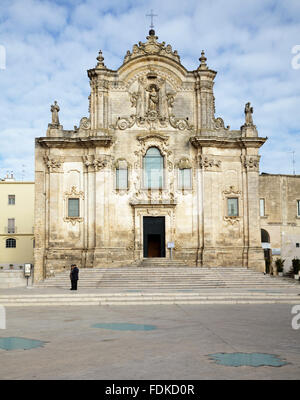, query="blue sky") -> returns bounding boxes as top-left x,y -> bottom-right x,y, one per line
0,0 -> 299,180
